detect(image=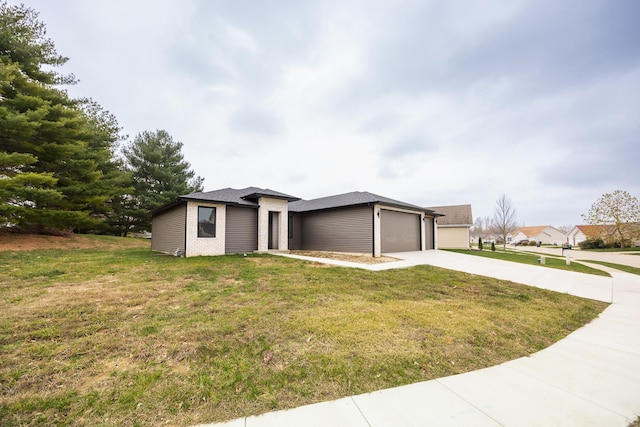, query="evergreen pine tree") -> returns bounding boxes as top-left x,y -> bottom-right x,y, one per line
123,130 -> 203,232
0,2 -> 126,233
